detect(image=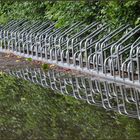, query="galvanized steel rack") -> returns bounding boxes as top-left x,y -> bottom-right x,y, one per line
0,20 -> 140,86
